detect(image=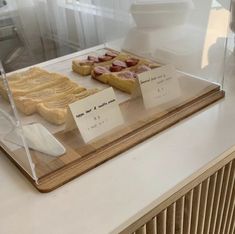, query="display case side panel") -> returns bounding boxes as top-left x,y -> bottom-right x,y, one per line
0,63 -> 37,182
